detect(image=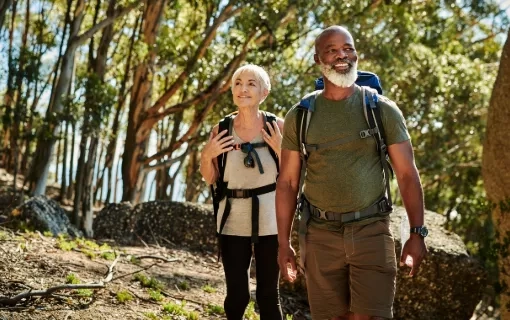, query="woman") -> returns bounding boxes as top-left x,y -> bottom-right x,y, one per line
200,64 -> 284,320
